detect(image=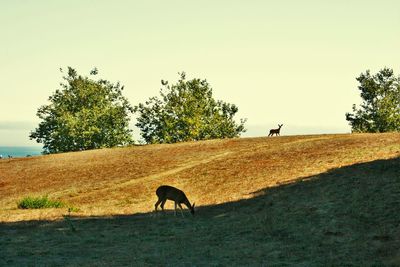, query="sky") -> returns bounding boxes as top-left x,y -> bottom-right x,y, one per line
1,1 -> 399,146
